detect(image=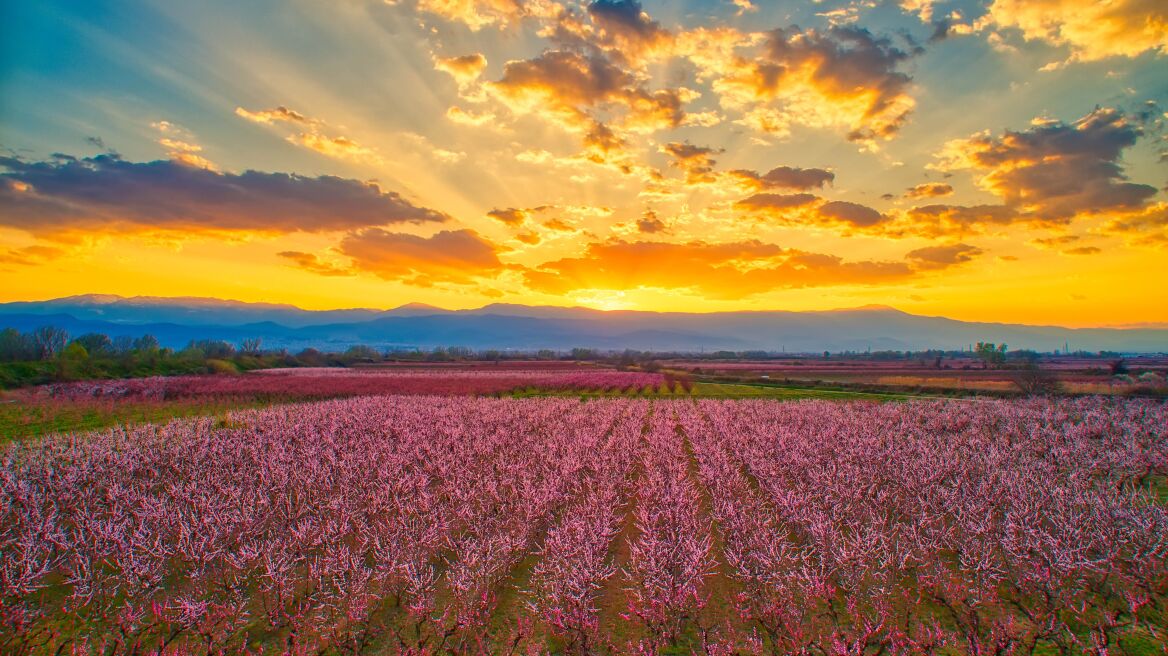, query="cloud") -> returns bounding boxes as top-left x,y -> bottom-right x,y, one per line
735,192 -> 820,211
487,50 -> 687,138
1031,234 -> 1080,247
337,228 -> 504,285
904,243 -> 983,269
896,203 -> 1022,237
488,207 -> 531,226
1064,245 -> 1102,255
818,200 -> 887,227
935,108 -> 1157,220
710,26 -> 918,143
980,0 -> 1168,62
1101,202 -> 1168,244
586,0 -> 673,62
435,53 -> 489,83
489,50 -> 632,126
234,106 -> 314,125
152,121 -> 217,170
290,132 -> 382,164
277,251 -> 352,276
523,238 -> 969,299
236,105 -> 381,165
0,153 -> 449,238
542,217 -> 578,232
899,0 -> 937,22
904,182 -> 953,198
636,210 -> 666,233
731,166 -> 835,190
661,142 -> 720,184
735,194 -> 890,231
447,106 -> 497,126
414,0 -> 536,30
0,244 -> 65,268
